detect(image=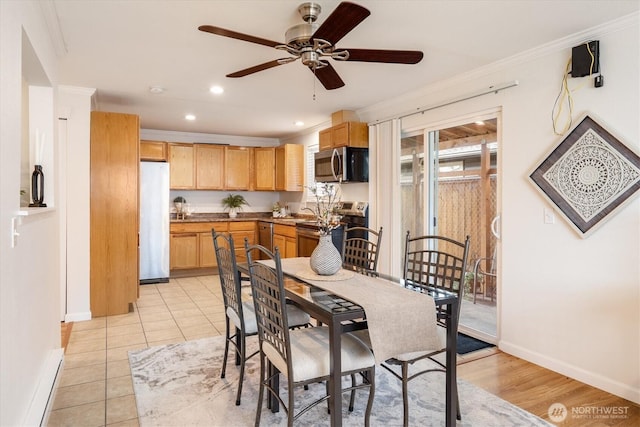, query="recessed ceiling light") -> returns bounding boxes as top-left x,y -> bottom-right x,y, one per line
294,121 -> 304,127
475,120 -> 485,125
209,86 -> 224,95
149,86 -> 164,94
185,114 -> 196,121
